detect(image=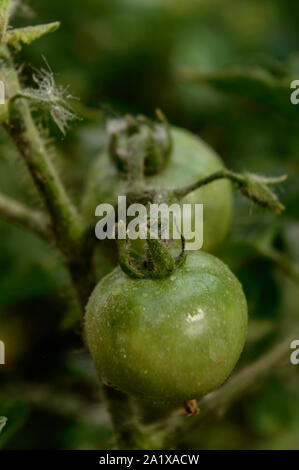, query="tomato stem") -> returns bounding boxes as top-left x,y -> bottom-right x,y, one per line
173,169 -> 286,214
